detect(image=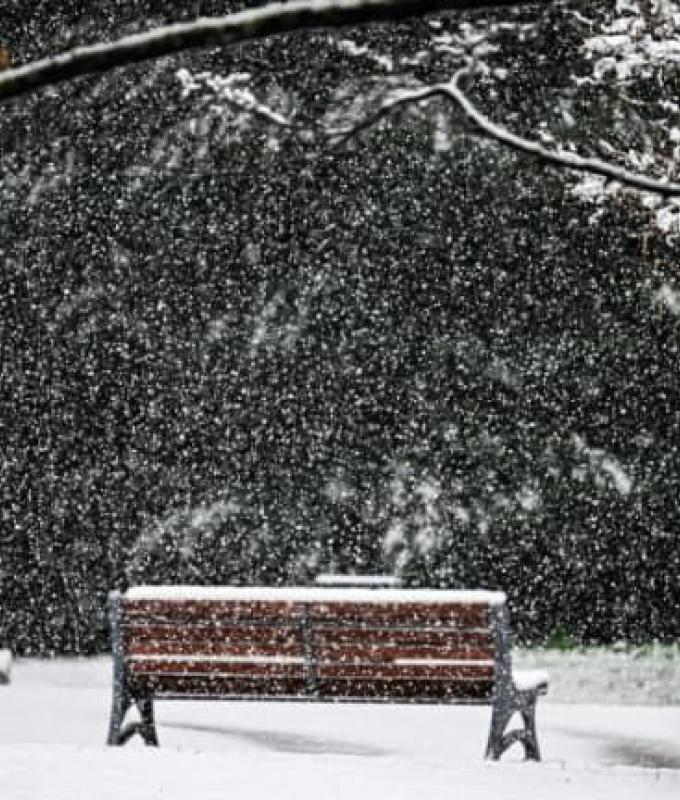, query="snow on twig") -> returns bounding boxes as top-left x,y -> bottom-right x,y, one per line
176,68 -> 292,128
328,70 -> 680,197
